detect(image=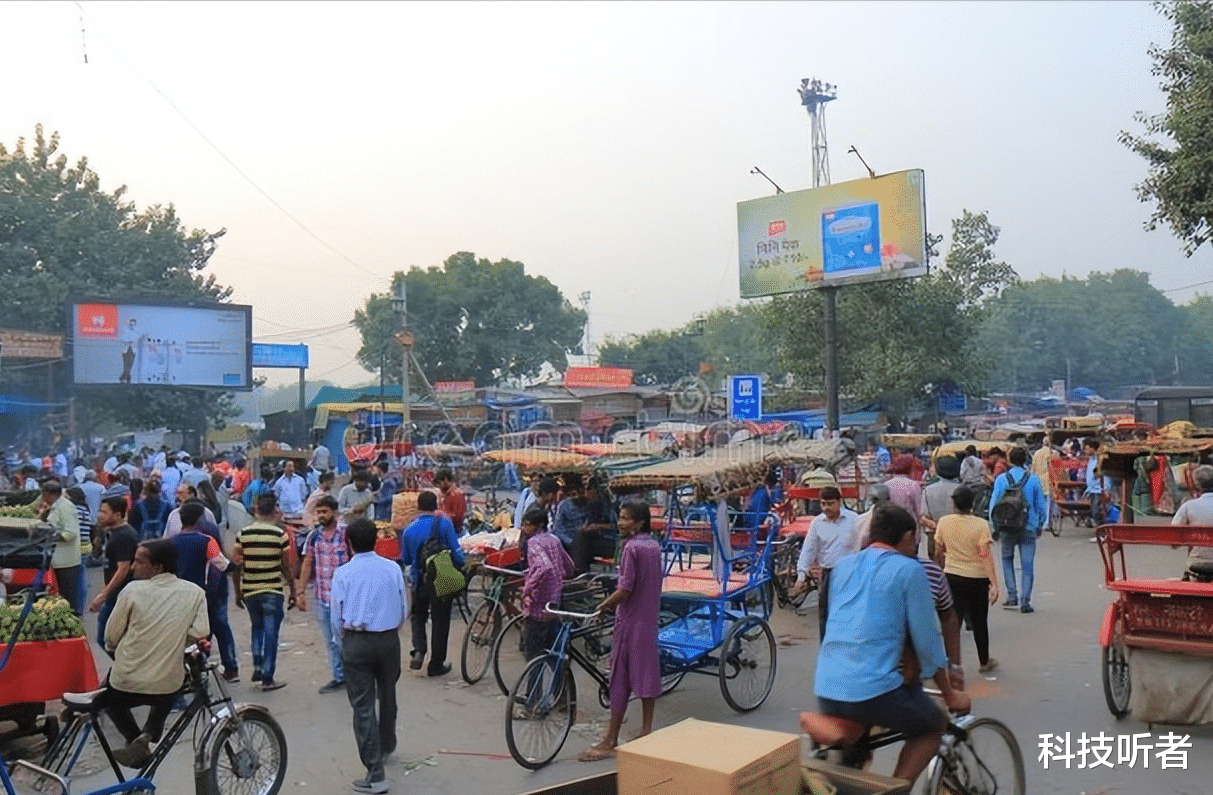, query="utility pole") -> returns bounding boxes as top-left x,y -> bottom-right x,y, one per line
799,77 -> 840,434
390,277 -> 412,427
